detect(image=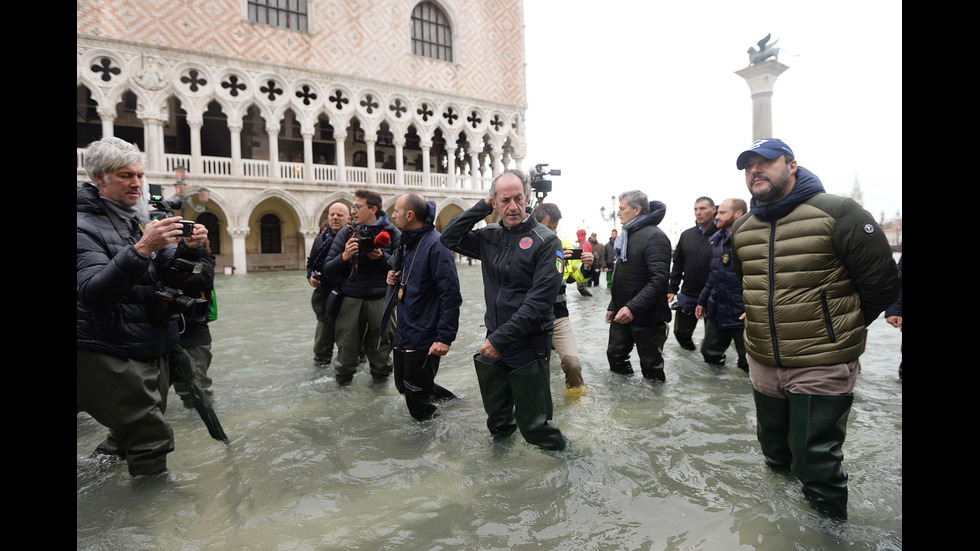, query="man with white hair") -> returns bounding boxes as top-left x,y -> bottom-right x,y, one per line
441,169 -> 568,451
77,137 -> 210,476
